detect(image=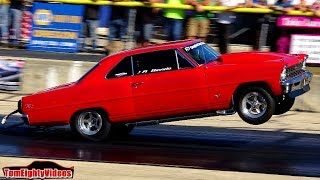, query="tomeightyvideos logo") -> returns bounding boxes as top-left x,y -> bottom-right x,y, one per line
2,161 -> 74,179
34,9 -> 53,26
